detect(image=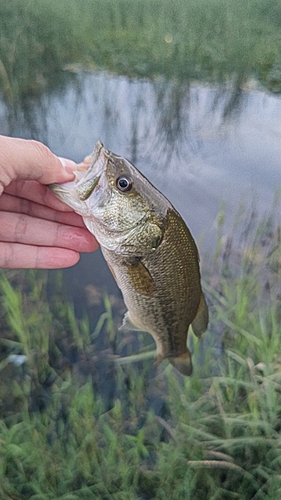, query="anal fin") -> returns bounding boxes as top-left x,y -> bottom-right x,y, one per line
118,311 -> 144,333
